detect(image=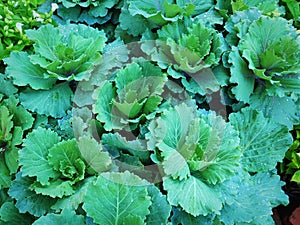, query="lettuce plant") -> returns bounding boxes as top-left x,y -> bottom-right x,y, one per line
147,103 -> 241,216
226,13 -> 300,102
146,18 -> 226,95
93,61 -> 167,131
3,23 -> 106,118
5,23 -> 106,82
155,19 -> 225,73
117,0 -> 214,38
